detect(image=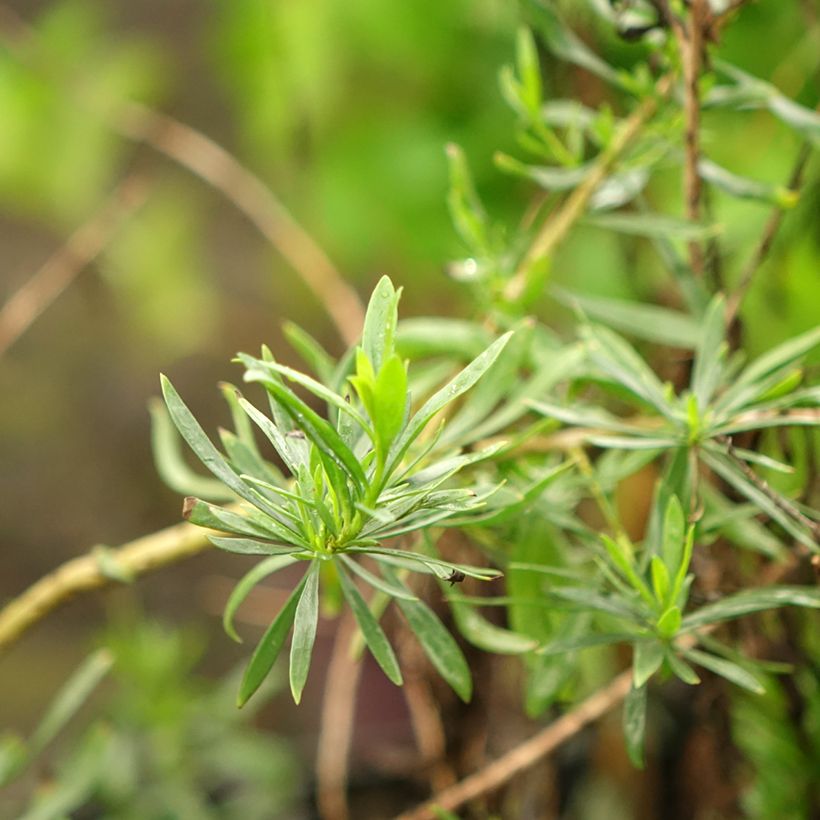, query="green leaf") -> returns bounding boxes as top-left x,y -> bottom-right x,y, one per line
289,562 -> 321,704
362,275 -> 401,374
665,650 -> 700,684
238,572 -> 307,707
661,495 -> 685,579
251,375 -> 368,494
380,564 -> 472,701
396,318 -> 491,360
337,564 -> 402,685
353,547 -> 502,581
691,294 -> 727,410
29,649 -> 113,756
339,555 -> 418,601
386,331 -> 513,476
581,324 -> 674,417
208,536 -> 302,556
717,325 -> 820,415
699,159 -> 798,207
623,684 -> 647,768
538,632 -> 638,655
700,450 -> 817,552
650,557 -> 670,605
553,289 -> 700,348
633,640 -> 664,688
149,398 -> 234,501
283,321 -> 335,385
656,606 -> 681,639
446,143 -> 490,255
526,1 -> 623,88
583,212 -> 722,241
241,355 -> 372,434
161,375 -> 282,515
684,648 -> 765,694
373,353 -> 409,452
601,534 -> 654,606
682,586 -> 820,631
450,599 -> 538,654
223,555 -> 298,643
